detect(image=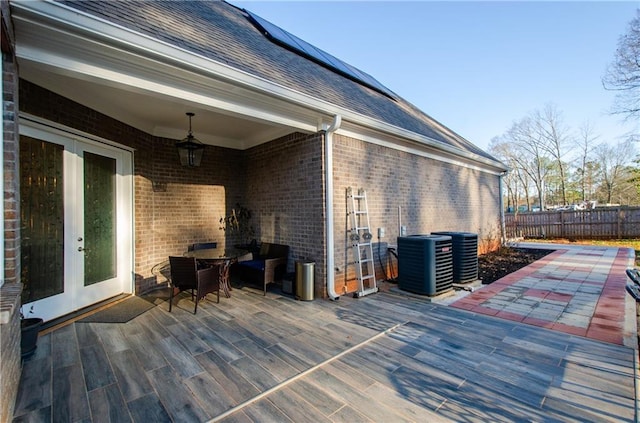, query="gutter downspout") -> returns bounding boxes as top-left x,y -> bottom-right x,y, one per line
499,171 -> 507,245
325,115 -> 342,300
